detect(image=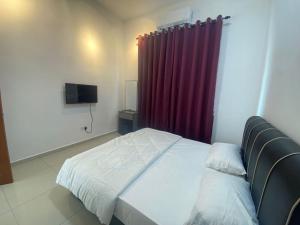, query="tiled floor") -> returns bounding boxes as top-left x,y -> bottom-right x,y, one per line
0,132 -> 120,225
